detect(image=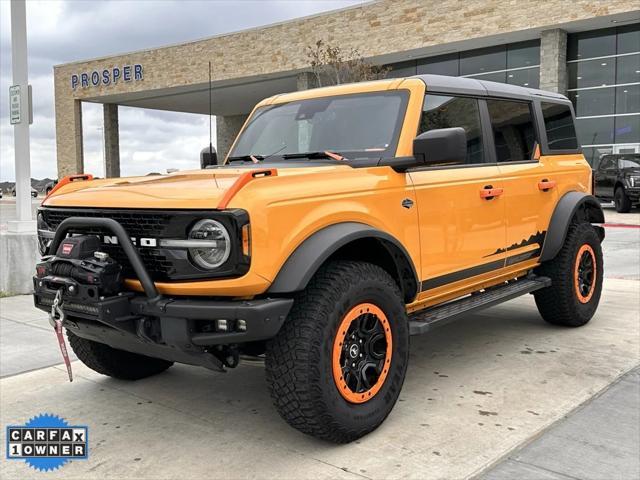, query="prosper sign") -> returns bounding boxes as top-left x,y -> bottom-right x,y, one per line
71,64 -> 143,90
